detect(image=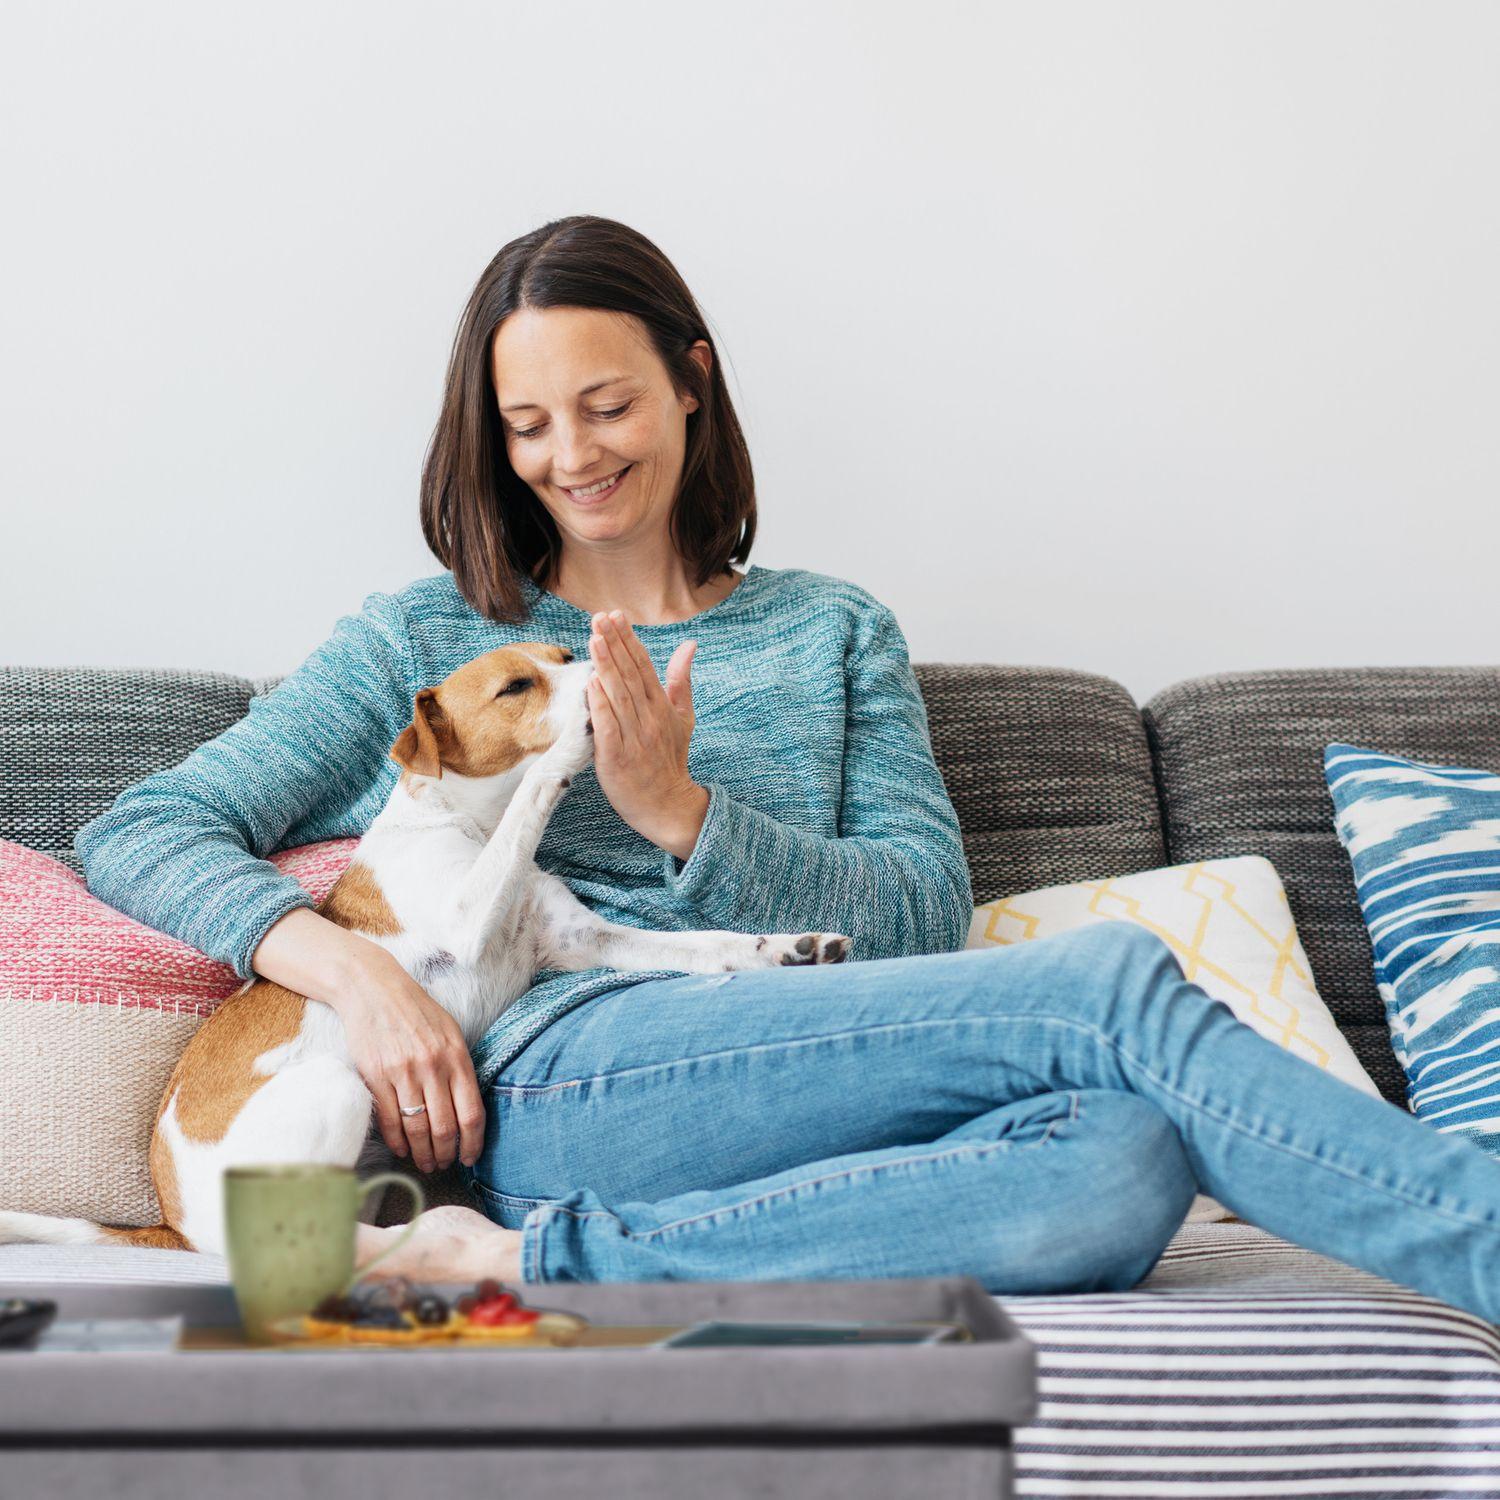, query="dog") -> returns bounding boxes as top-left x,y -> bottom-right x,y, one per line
0,642 -> 851,1256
